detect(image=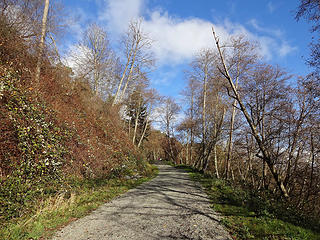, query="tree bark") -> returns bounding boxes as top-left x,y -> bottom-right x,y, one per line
214,142 -> 219,178
112,50 -> 132,105
35,0 -> 50,87
212,26 -> 289,199
137,115 -> 149,148
132,99 -> 141,145
202,65 -> 208,167
119,51 -> 138,103
225,59 -> 239,179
